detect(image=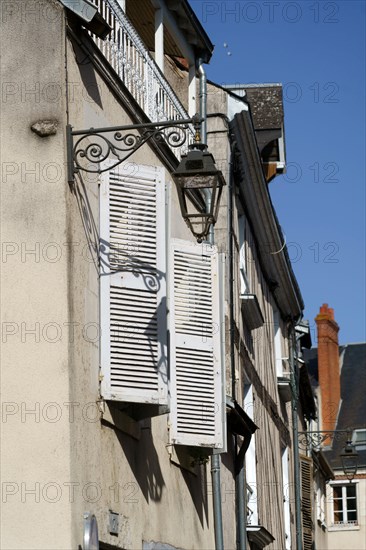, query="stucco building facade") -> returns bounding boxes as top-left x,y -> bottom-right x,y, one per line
1,1 -> 315,549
